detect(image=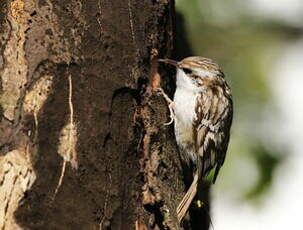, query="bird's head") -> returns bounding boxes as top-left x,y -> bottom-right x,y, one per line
159,56 -> 224,86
